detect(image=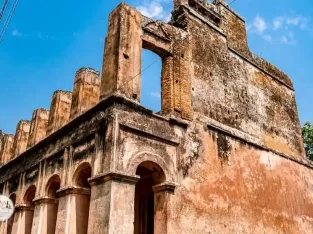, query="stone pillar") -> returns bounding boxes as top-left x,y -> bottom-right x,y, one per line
12,120 -> 31,158
70,68 -> 100,120
54,187 -> 91,234
11,205 -> 34,234
47,90 -> 72,136
0,134 -> 14,164
27,109 -> 49,148
87,172 -> 139,234
101,3 -> 142,102
152,183 -> 176,234
31,197 -> 59,234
